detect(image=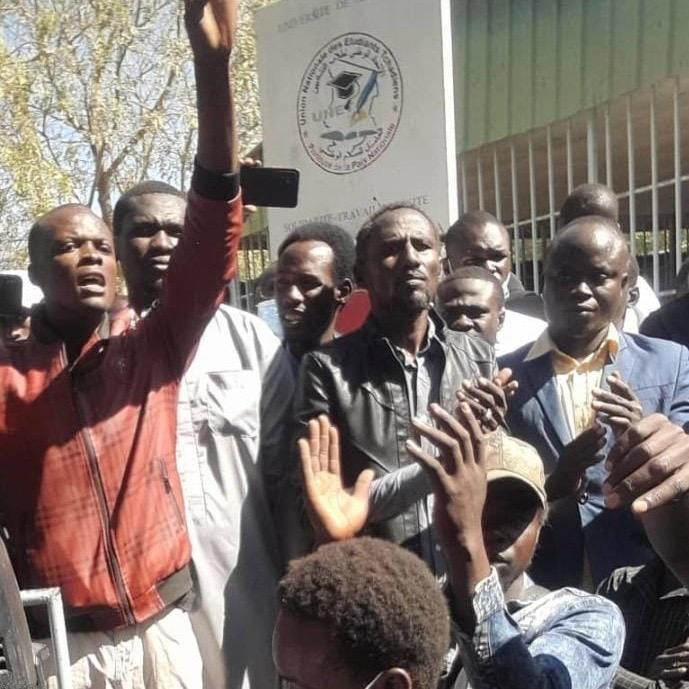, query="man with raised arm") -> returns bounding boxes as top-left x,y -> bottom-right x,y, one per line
113,180 -> 292,689
0,2 -> 242,687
